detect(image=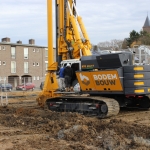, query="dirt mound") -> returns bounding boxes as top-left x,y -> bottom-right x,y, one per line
0,103 -> 150,150
0,90 -> 150,150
